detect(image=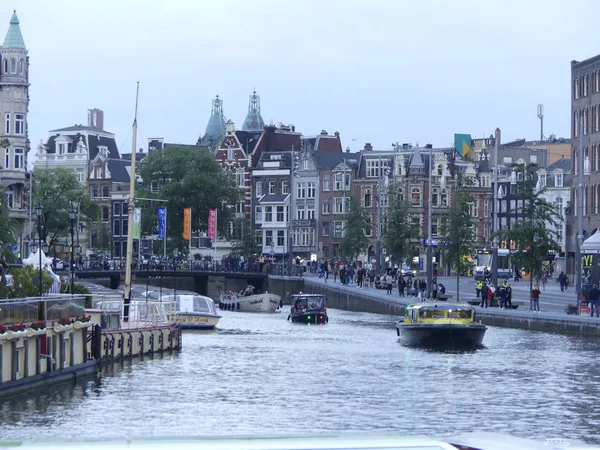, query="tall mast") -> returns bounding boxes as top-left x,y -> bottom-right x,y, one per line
123,82 -> 140,321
